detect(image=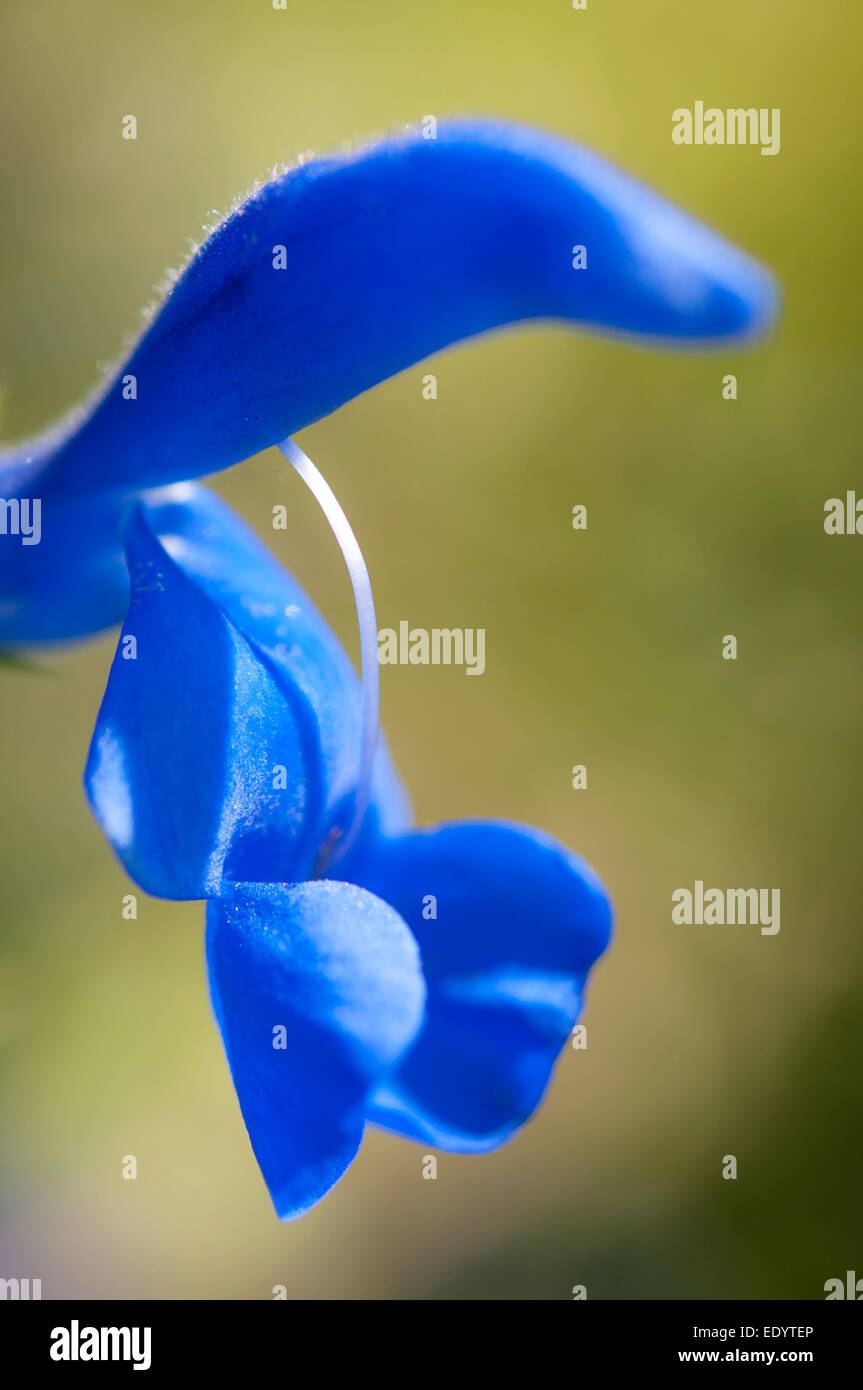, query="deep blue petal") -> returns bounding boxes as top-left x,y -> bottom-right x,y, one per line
16,119 -> 777,501
340,819 -> 612,1152
84,508 -> 323,896
206,879 -> 425,1219
137,484 -> 410,844
84,498 -> 408,896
